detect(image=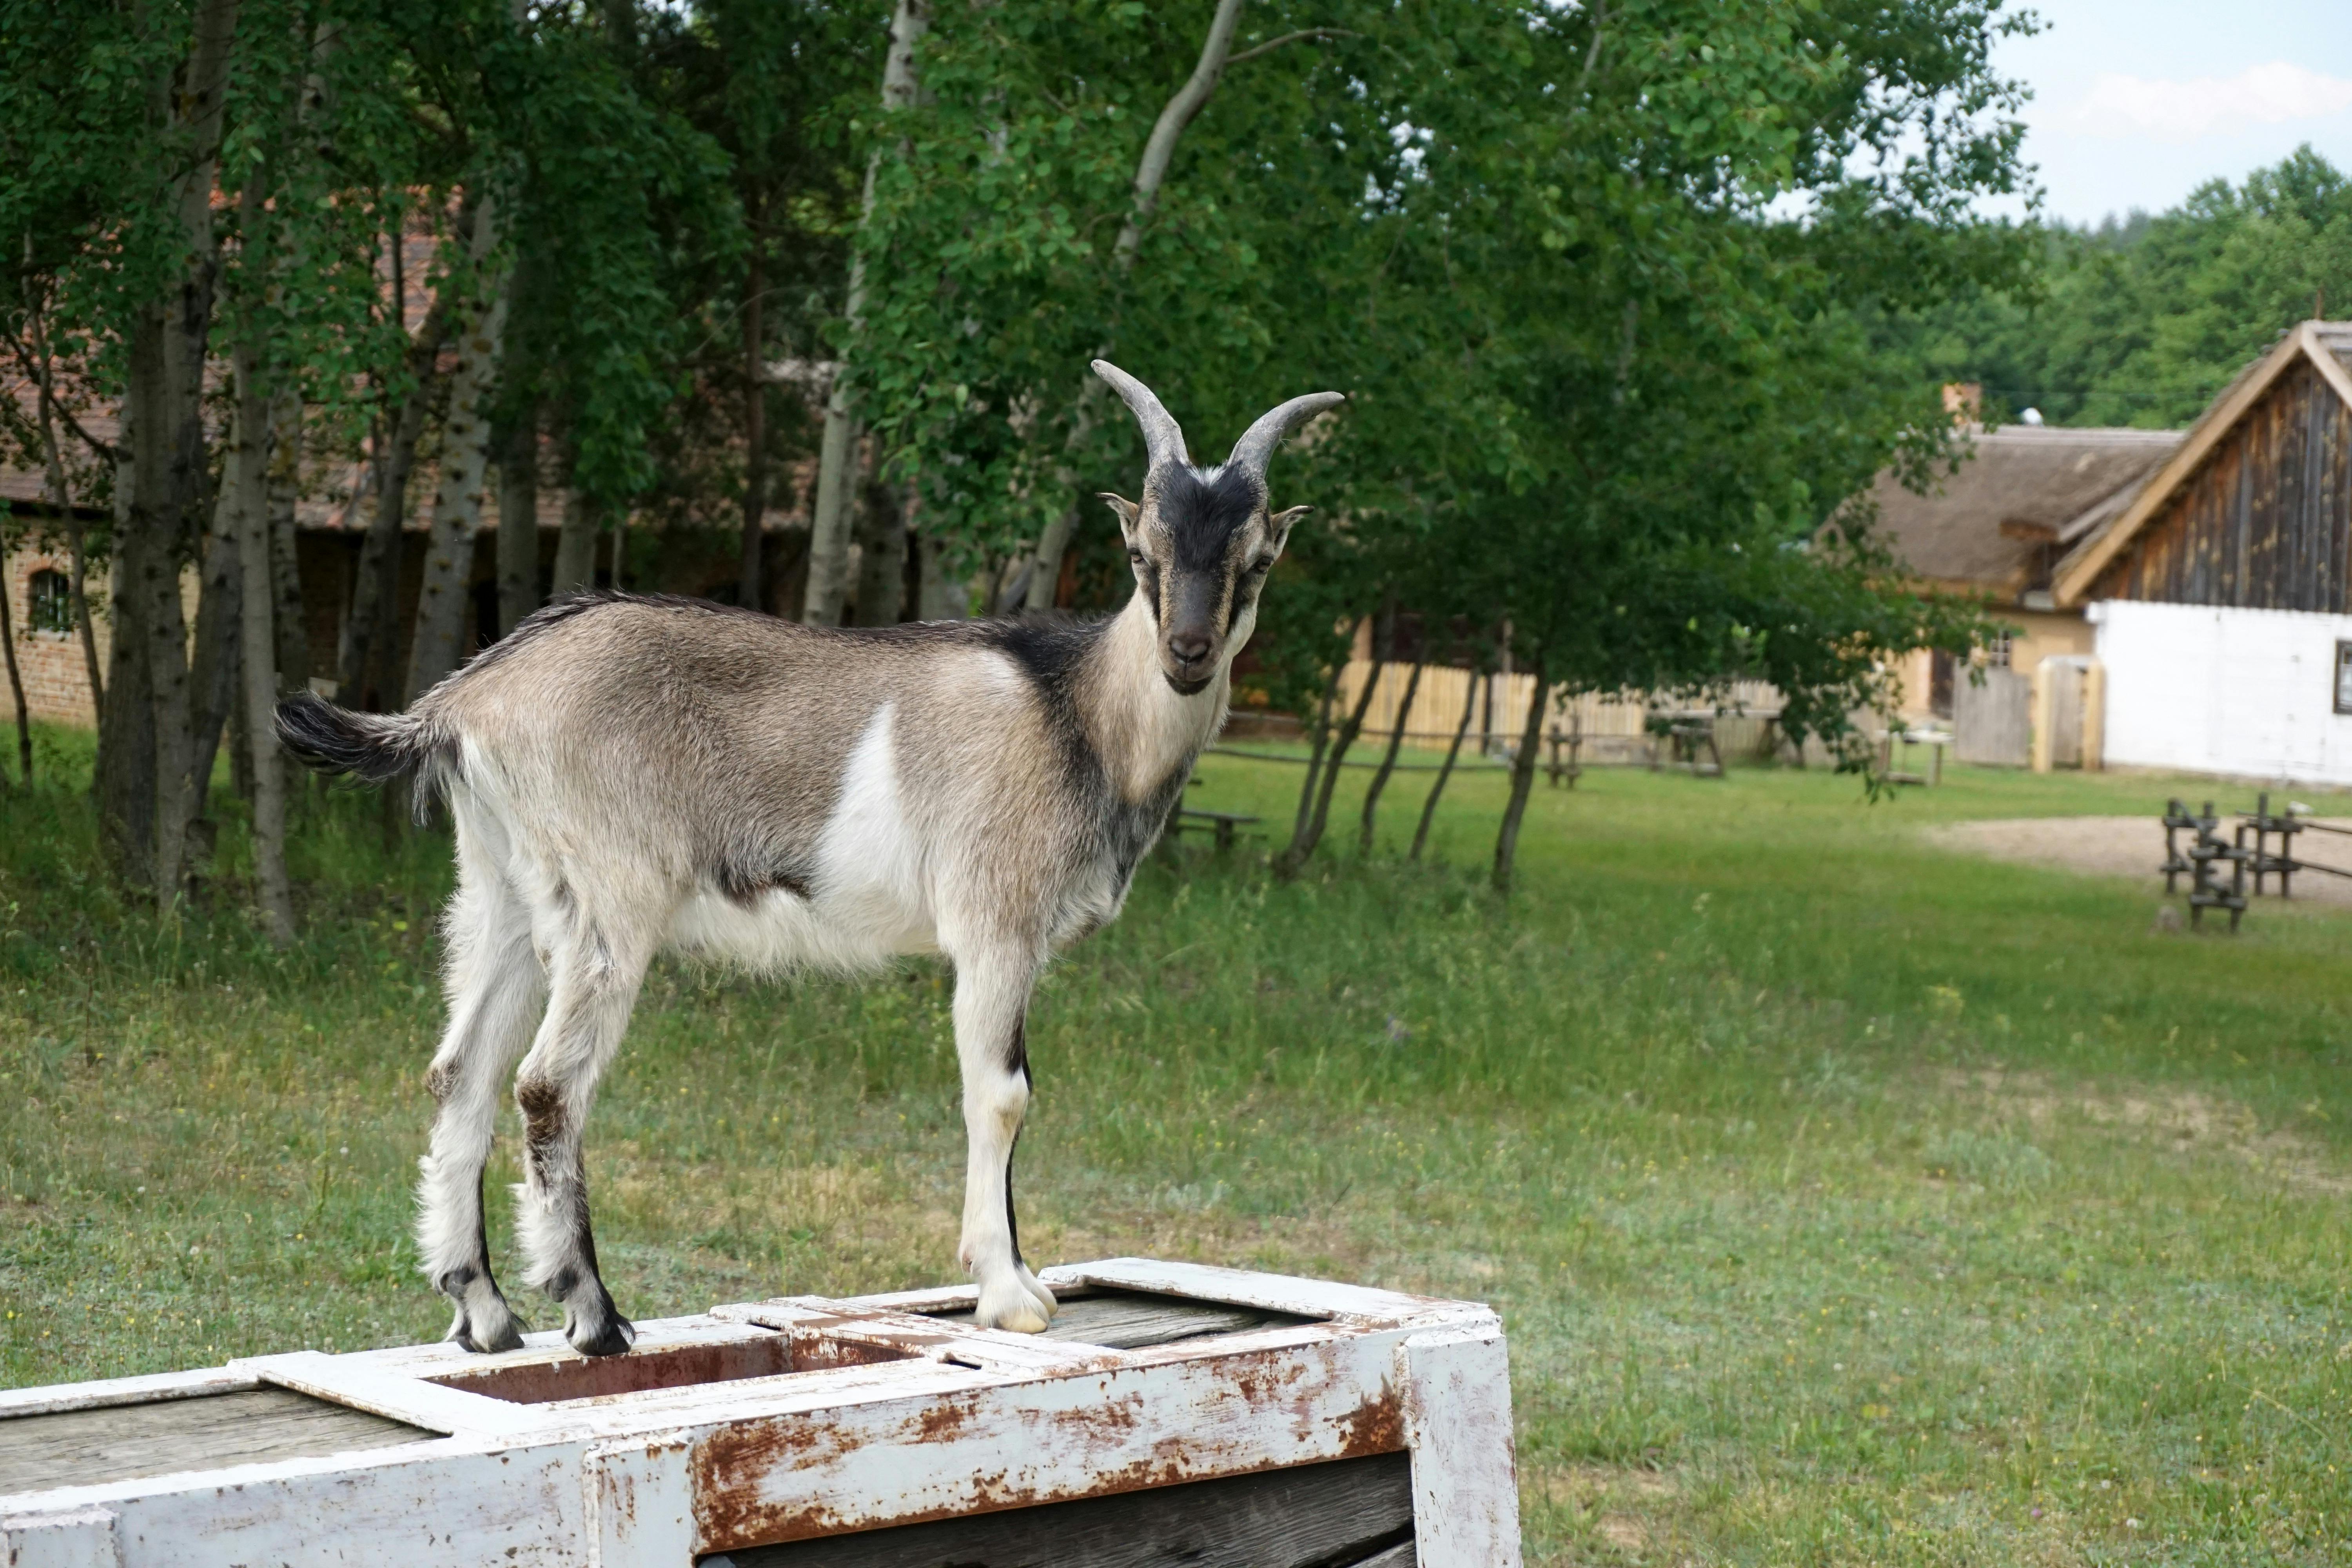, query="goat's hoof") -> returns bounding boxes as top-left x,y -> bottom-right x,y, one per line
1016,1266 -> 1059,1323
564,1301 -> 638,1358
445,1289 -> 525,1354
975,1278 -> 1052,1334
